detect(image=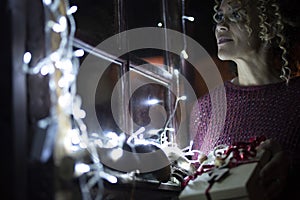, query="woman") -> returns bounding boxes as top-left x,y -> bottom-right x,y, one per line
190,0 -> 300,199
